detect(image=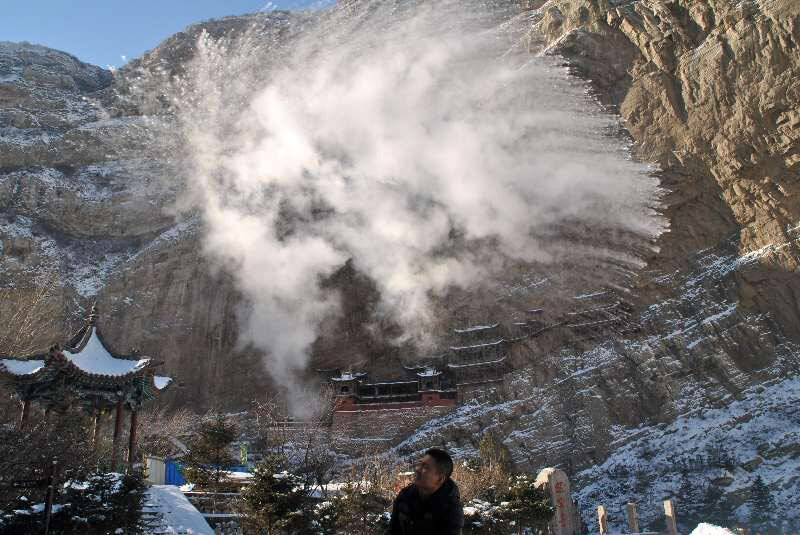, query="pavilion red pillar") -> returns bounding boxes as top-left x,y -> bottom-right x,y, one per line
92,410 -> 103,450
127,409 -> 138,471
111,401 -> 124,472
17,399 -> 30,431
